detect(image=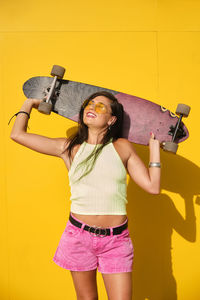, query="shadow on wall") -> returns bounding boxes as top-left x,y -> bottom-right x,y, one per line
127,144 -> 198,300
